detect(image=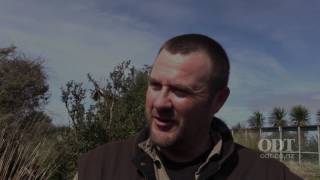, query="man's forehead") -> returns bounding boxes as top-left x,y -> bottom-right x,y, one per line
148,75 -> 207,92
154,50 -> 210,69
155,49 -> 210,63
149,50 -> 211,91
